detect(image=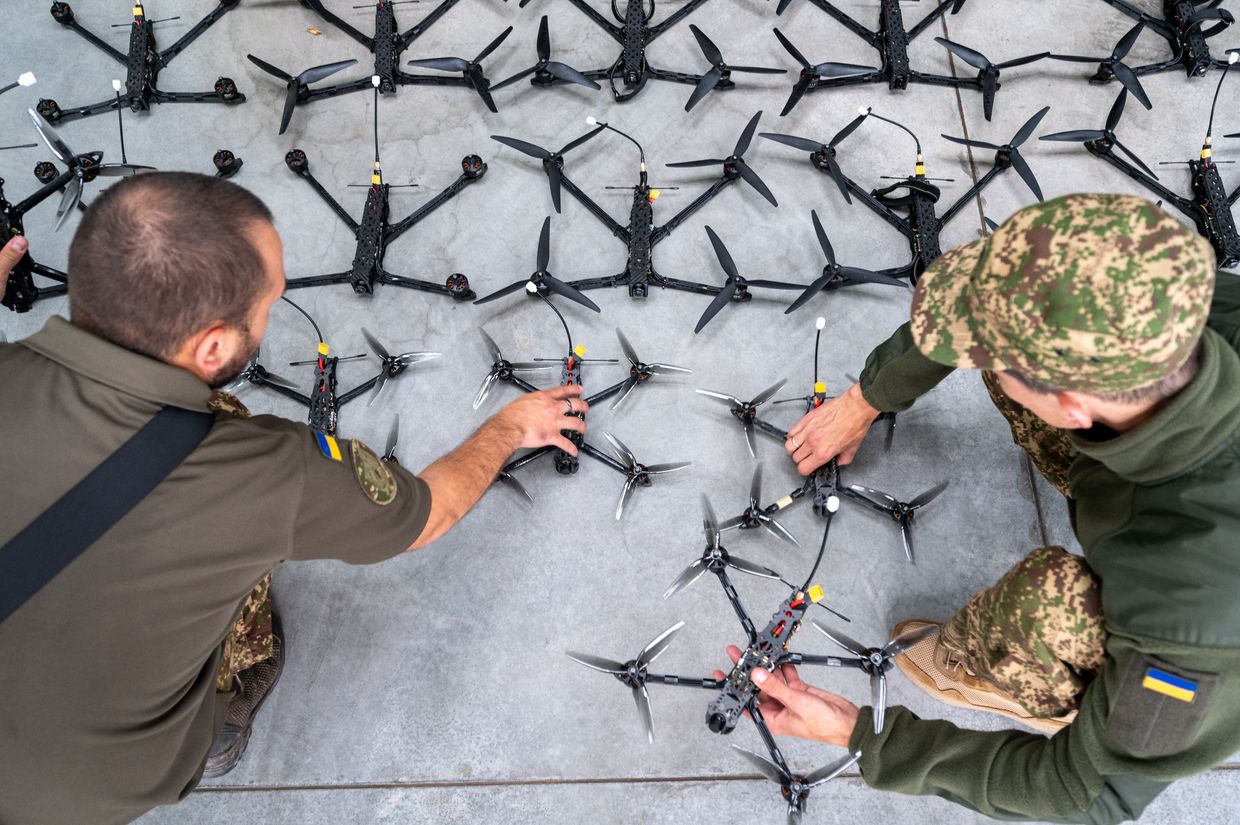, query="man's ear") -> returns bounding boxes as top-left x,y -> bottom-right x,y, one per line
186,324 -> 238,379
1056,391 -> 1095,429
